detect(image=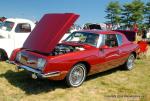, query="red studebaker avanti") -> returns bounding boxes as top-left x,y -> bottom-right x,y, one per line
9,13 -> 139,87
